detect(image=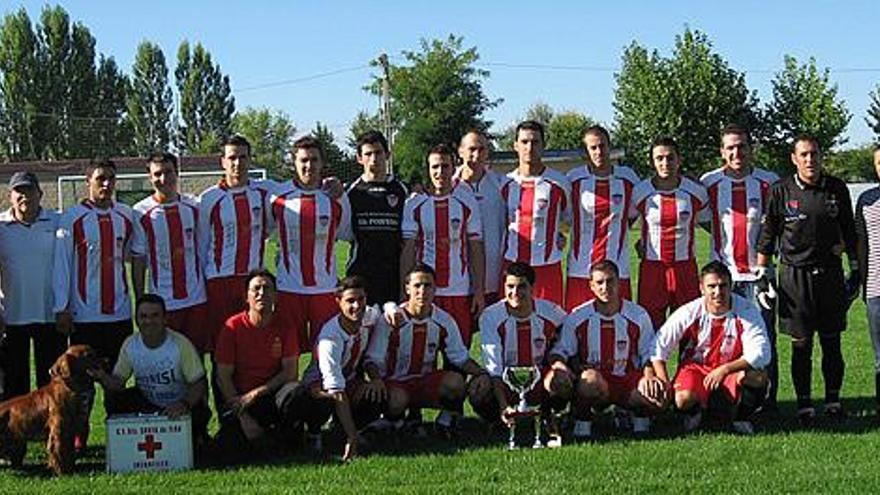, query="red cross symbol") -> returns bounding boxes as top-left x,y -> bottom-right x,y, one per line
137,434 -> 163,459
